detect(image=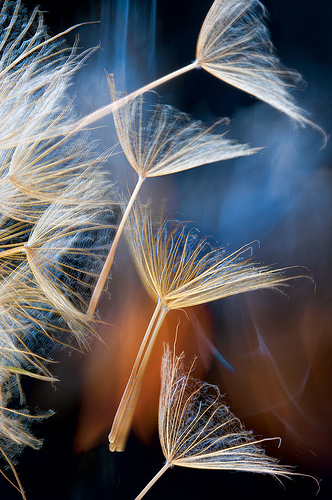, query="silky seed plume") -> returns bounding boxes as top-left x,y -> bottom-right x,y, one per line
129,208 -> 290,309
76,0 -> 322,139
134,344 -> 293,500
195,0 -> 324,134
108,205 -> 291,452
107,74 -> 259,178
87,75 -> 259,317
0,2 -> 117,495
